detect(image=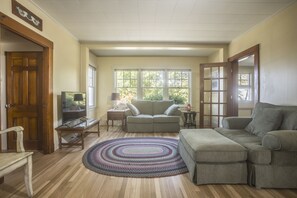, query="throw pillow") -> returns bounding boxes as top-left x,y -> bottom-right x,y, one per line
164,104 -> 179,116
127,103 -> 140,116
245,108 -> 283,137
